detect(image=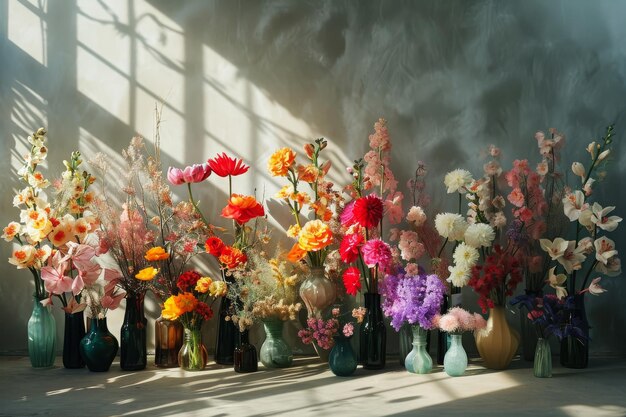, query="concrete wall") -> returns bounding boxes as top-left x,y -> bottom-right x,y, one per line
1,0 -> 625,356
